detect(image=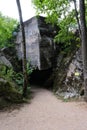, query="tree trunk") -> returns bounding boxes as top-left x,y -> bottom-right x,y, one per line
73,0 -> 81,37
80,0 -> 87,101
16,0 -> 28,97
